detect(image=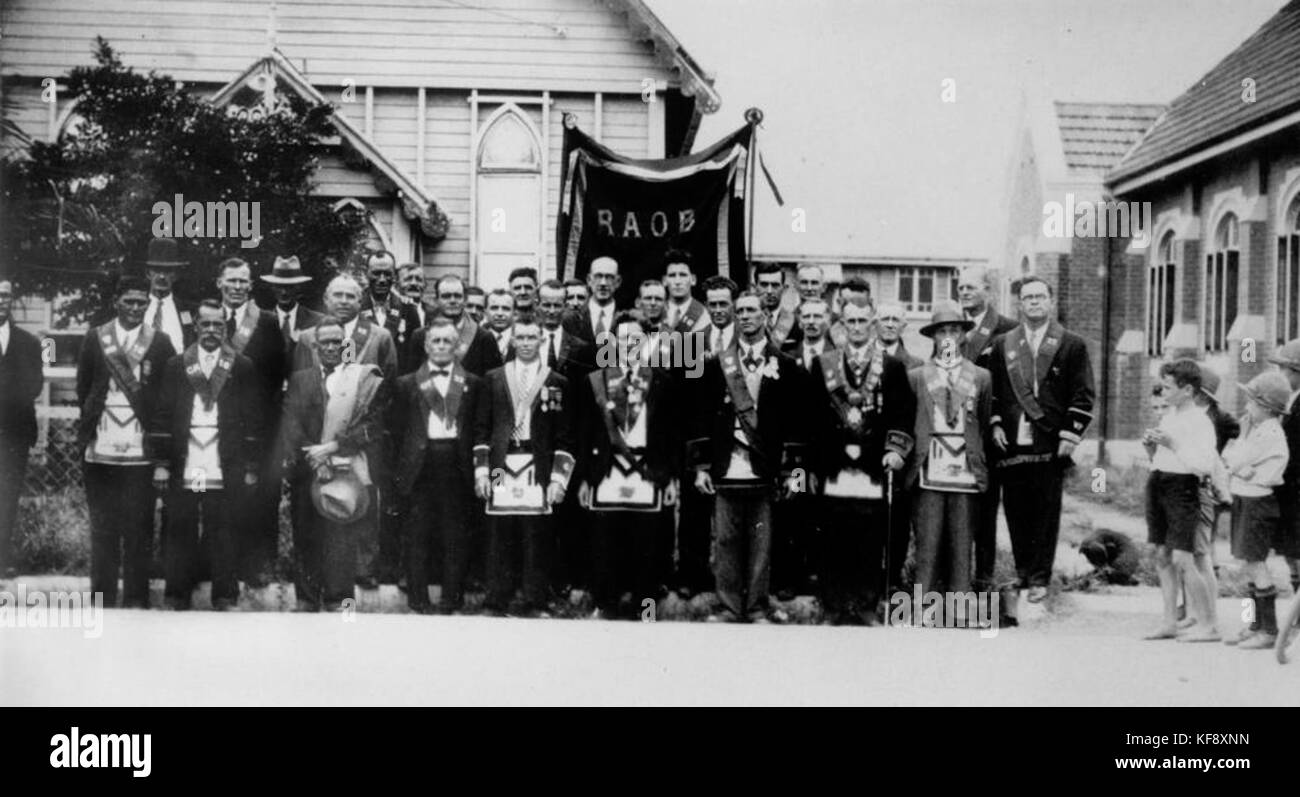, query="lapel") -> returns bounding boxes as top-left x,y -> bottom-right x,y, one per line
503,359 -> 551,428
228,303 -> 260,355
455,318 -> 478,360
964,308 -> 998,356
1033,320 -> 1065,384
